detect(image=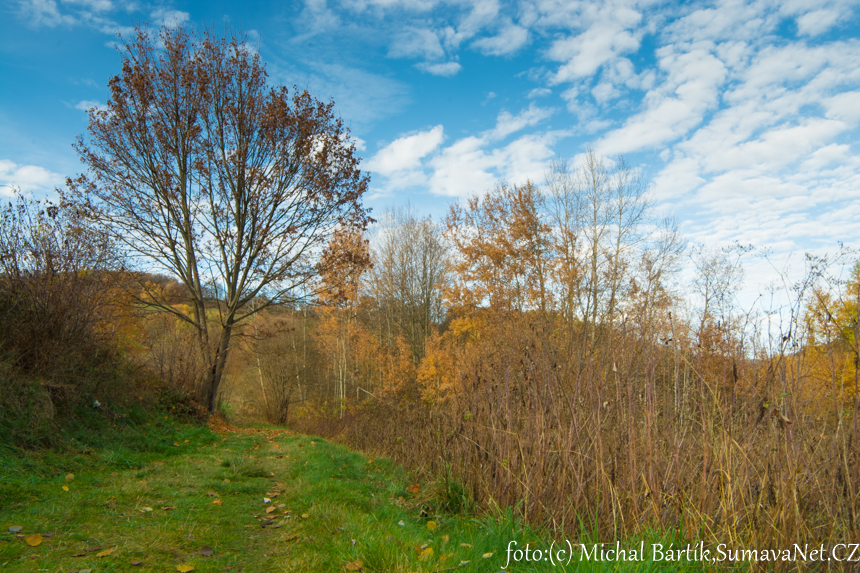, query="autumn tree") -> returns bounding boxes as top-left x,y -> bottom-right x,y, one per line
445,181 -> 552,314
316,226 -> 373,416
66,26 -> 370,412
